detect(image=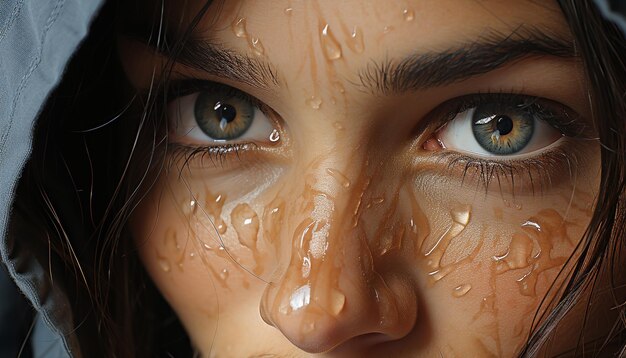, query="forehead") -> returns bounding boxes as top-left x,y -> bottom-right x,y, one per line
144,1 -> 570,92
119,0 -> 575,113
182,1 -> 568,54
